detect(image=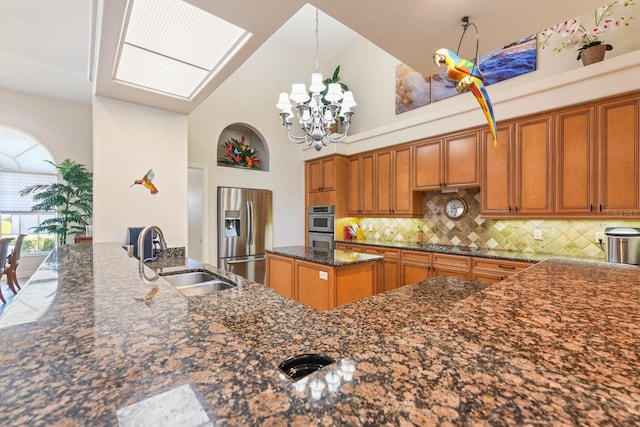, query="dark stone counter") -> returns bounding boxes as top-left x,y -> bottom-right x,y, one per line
0,243 -> 637,425
267,246 -> 383,266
